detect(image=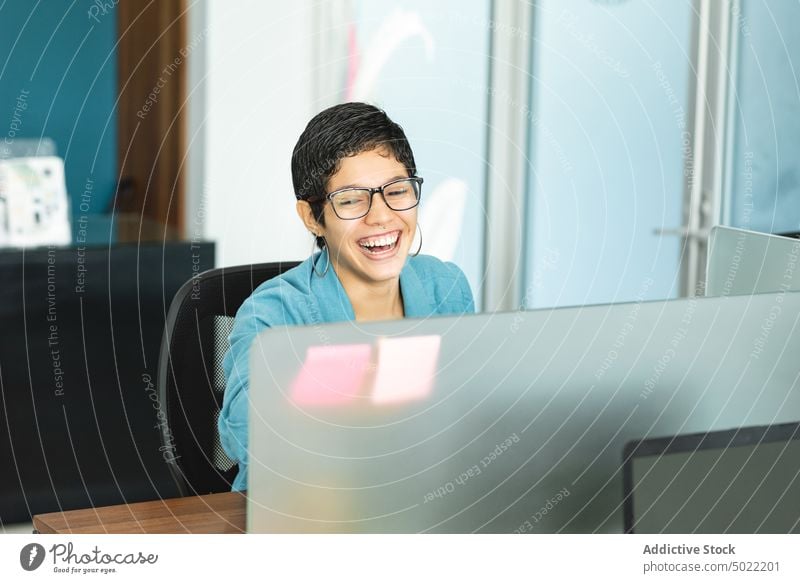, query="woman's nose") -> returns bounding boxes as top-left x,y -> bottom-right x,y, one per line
365,191 -> 394,222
